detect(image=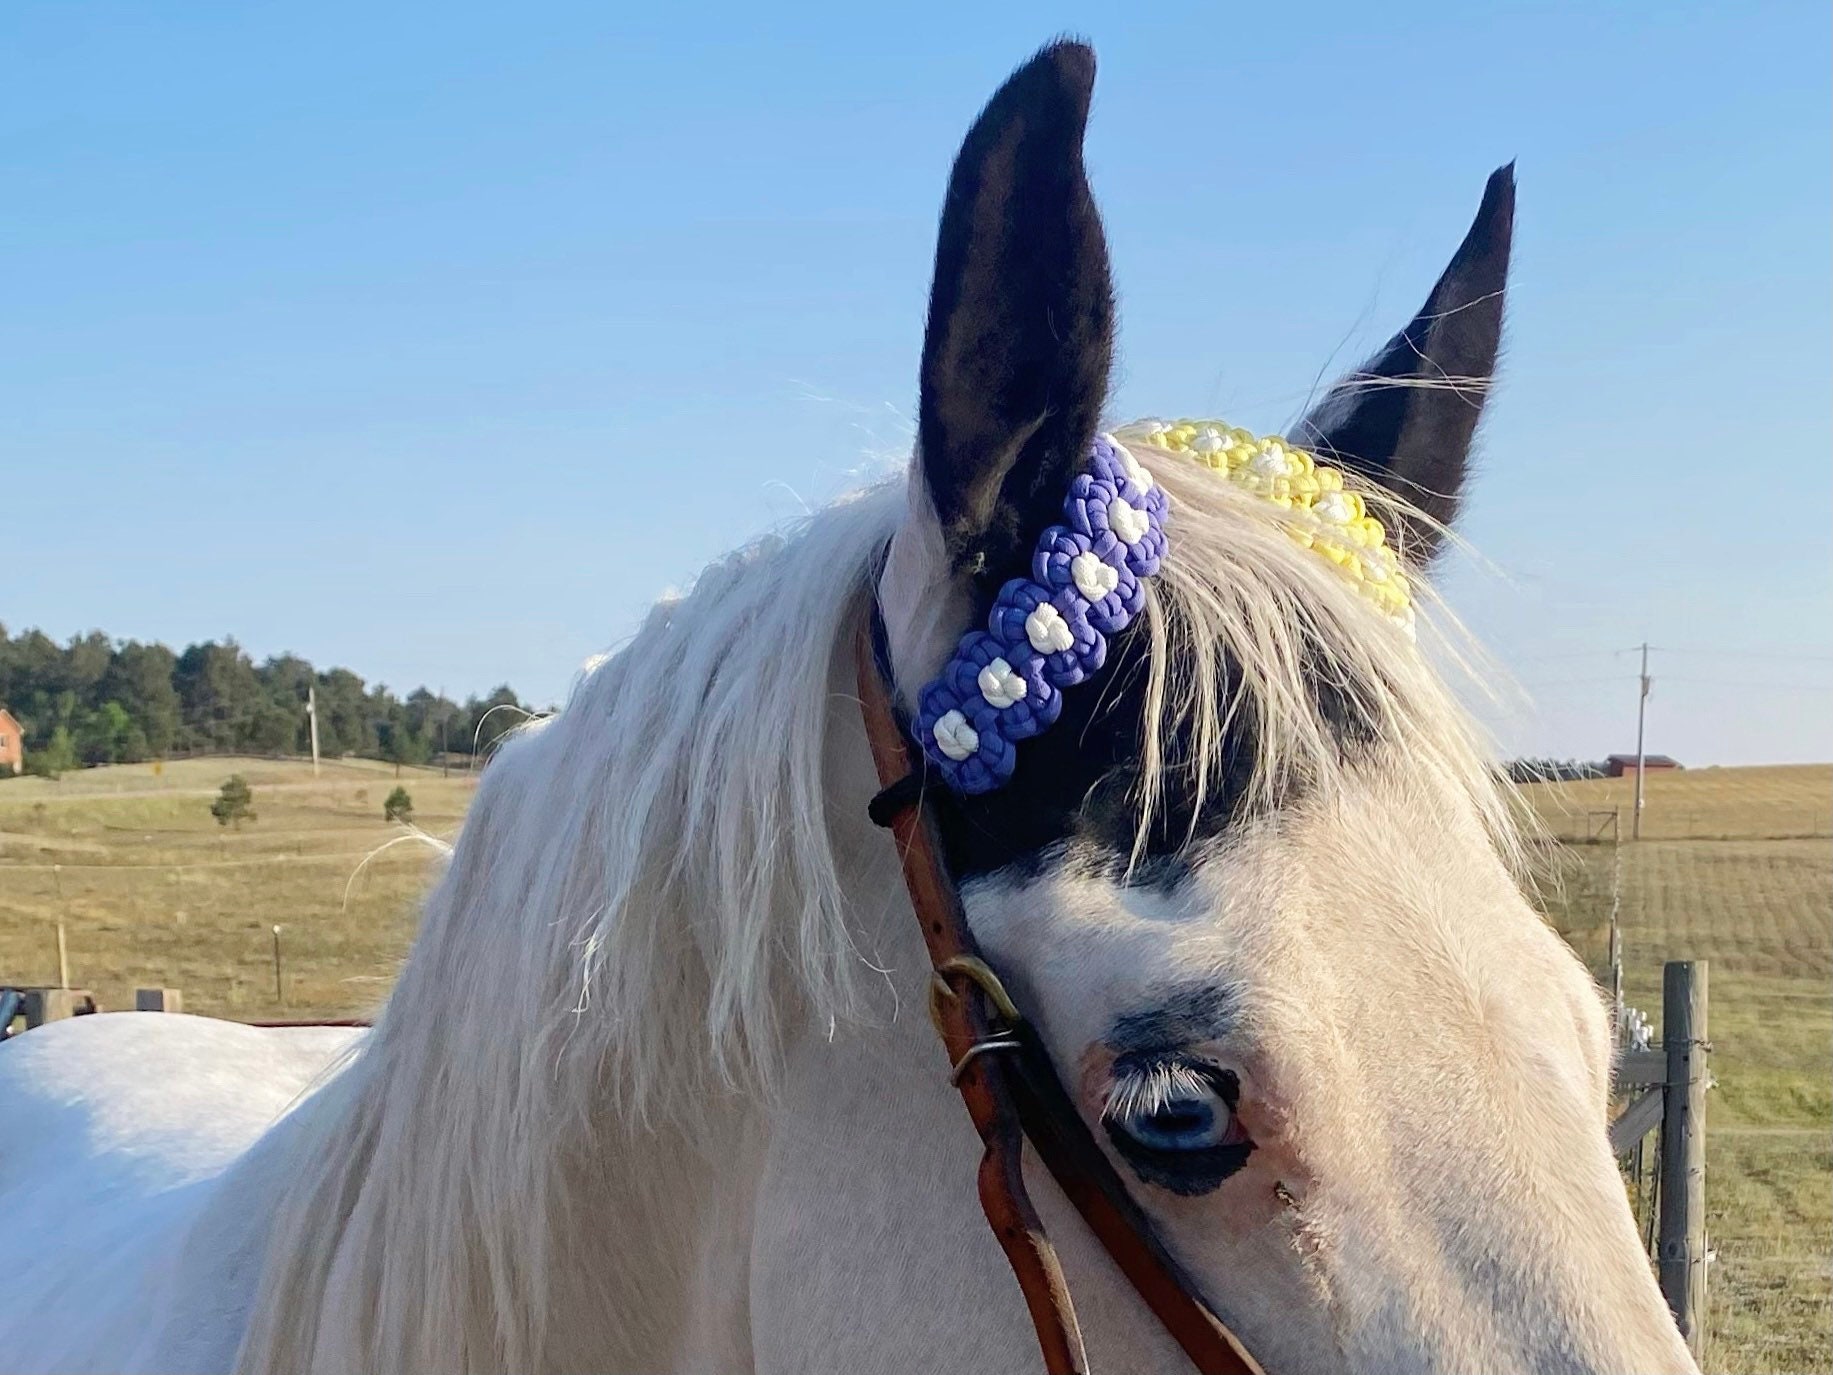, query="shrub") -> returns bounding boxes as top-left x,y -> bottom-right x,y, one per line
210,774 -> 256,828
24,727 -> 77,779
383,785 -> 414,824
